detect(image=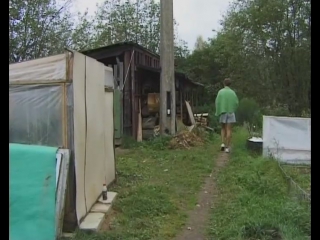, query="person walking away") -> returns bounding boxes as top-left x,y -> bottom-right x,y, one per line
215,78 -> 239,153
